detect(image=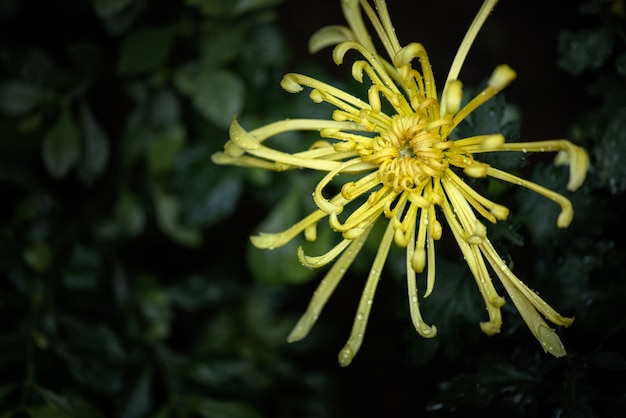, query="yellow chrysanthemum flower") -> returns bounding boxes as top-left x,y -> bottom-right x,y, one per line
212,0 -> 588,366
